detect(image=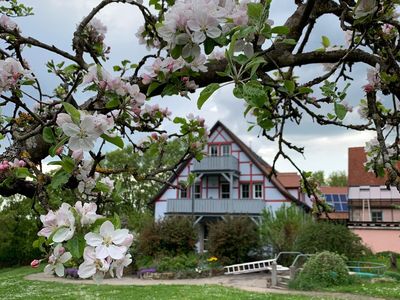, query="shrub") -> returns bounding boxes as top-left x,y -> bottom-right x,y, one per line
207,216 -> 260,265
294,221 -> 370,259
136,216 -> 197,257
384,271 -> 400,281
157,253 -> 198,272
290,251 -> 352,290
260,204 -> 312,255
